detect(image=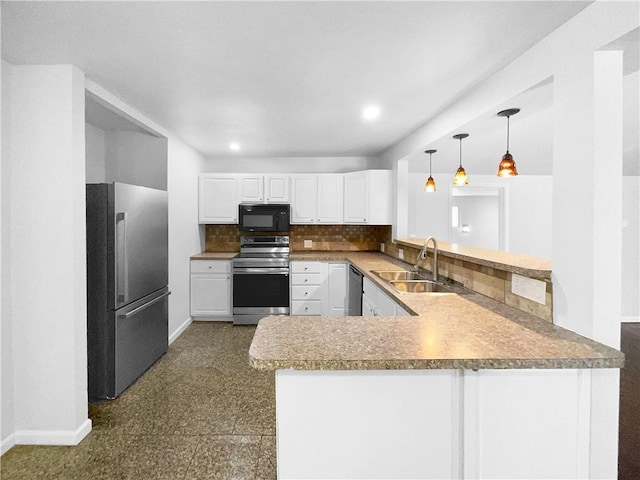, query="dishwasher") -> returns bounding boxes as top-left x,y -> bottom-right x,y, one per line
347,264 -> 364,316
